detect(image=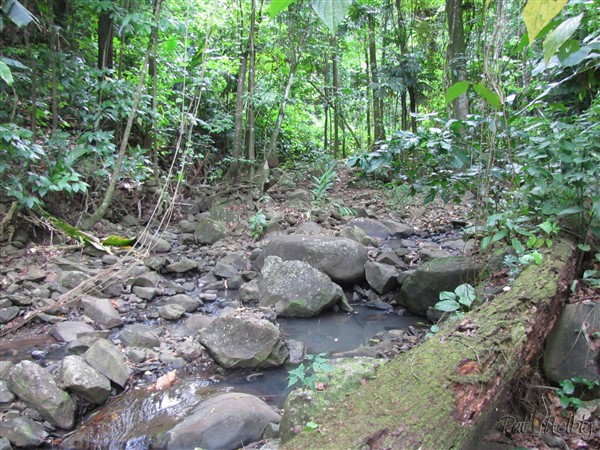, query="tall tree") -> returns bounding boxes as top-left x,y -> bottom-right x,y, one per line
97,1 -> 115,71
446,0 -> 468,119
